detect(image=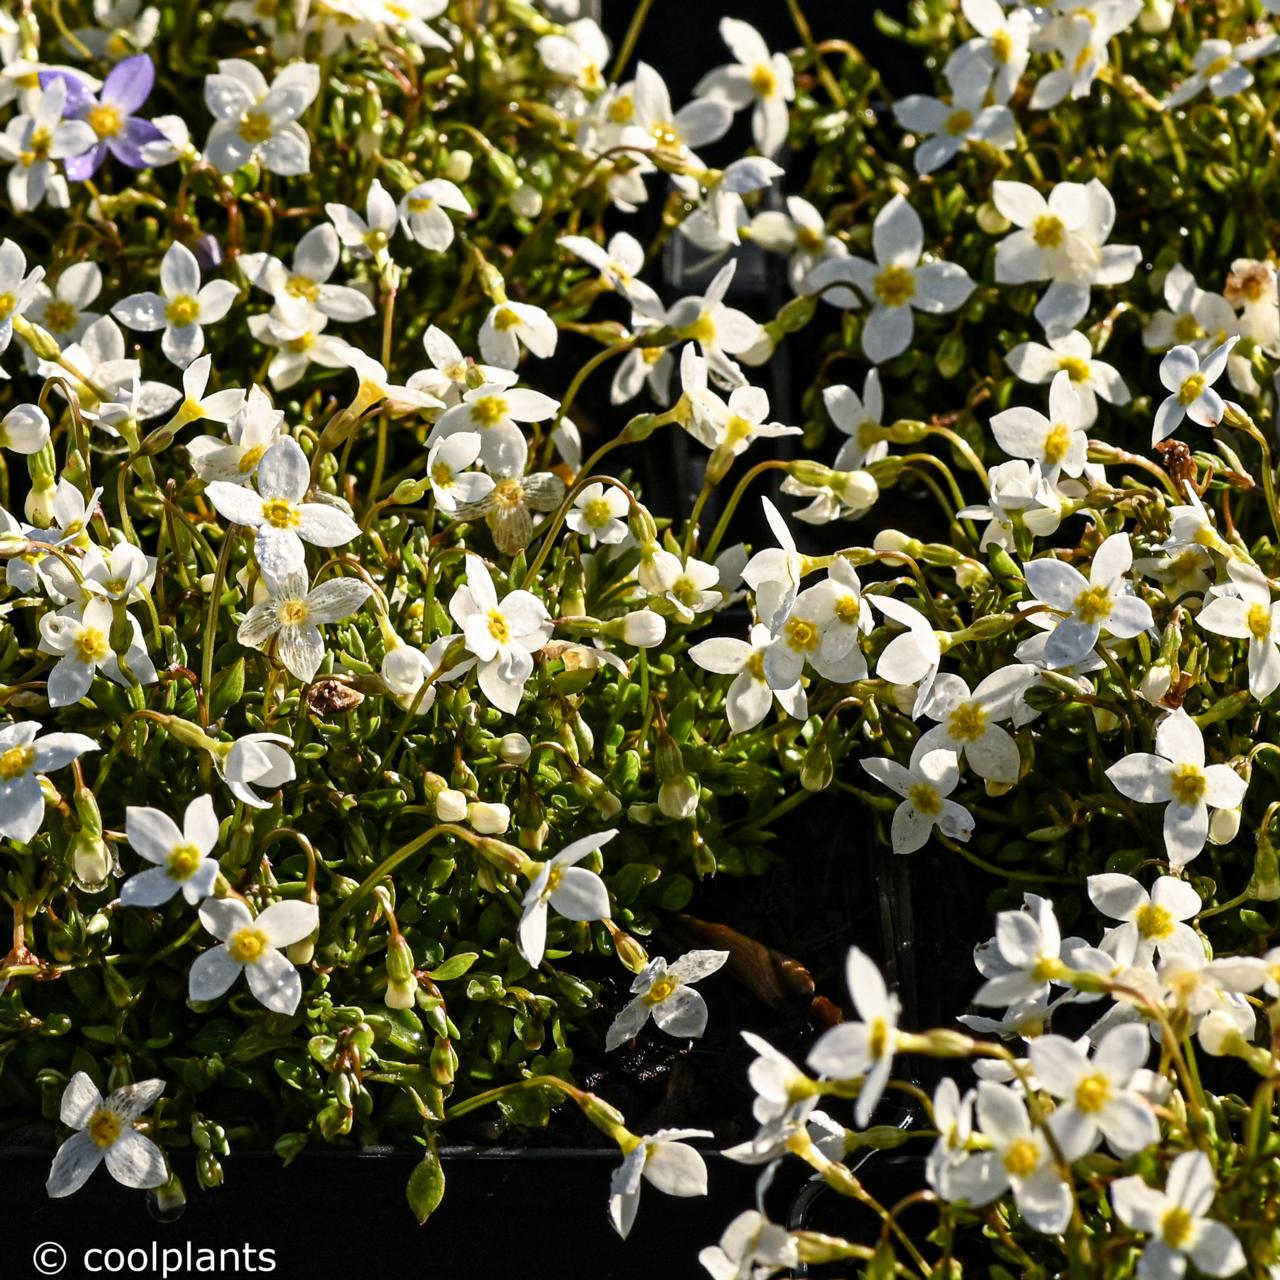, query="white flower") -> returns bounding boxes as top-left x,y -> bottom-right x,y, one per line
425,433 -> 494,514
448,554 -> 553,714
39,597 -> 158,706
518,830 -> 615,967
699,1210 -> 798,1280
188,384 -> 285,484
1152,338 -> 1239,444
190,898 -> 318,1014
47,1073 -> 166,1198
1028,1024 -> 1158,1155
666,261 -> 761,384
1111,1151 -> 1245,1280
121,795 -> 221,907
28,261 -> 102,349
327,177 -> 398,264
690,624 -> 806,734
206,437 -> 360,576
827,195 -> 975,363
926,1078 -> 977,1200
746,195 -> 844,295
871,594 -> 942,712
111,241 -> 238,368
1163,35 -> 1280,109
536,17 -> 609,91
397,179 -> 471,252
1104,708 -> 1247,867
566,482 -> 629,546
428,383 -> 560,476
606,950 -> 728,1051
824,370 -> 888,469
1143,263 -> 1237,355
0,238 -> 45,367
894,61 -> 1015,175
610,1129 -> 711,1239
624,60 -> 732,168
239,224 -> 375,323
741,497 -> 803,631
1196,560 -> 1280,701
694,18 -> 794,155
663,556 -> 721,622
203,59 -> 319,175
991,178 -> 1141,335
0,719 -> 97,843
916,670 -> 1024,784
249,304 -> 355,390
478,300 -> 557,370
861,747 -> 973,855
808,947 -> 900,1126
237,566 -> 373,682
1021,532 -> 1153,669
220,732 -> 295,809
974,894 -> 1069,1006
411,325 -> 516,406
558,231 -> 660,317
1005,328 -> 1130,426
991,370 -> 1088,478
0,79 -> 94,213
1087,872 -> 1202,965
951,0 -> 1034,103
